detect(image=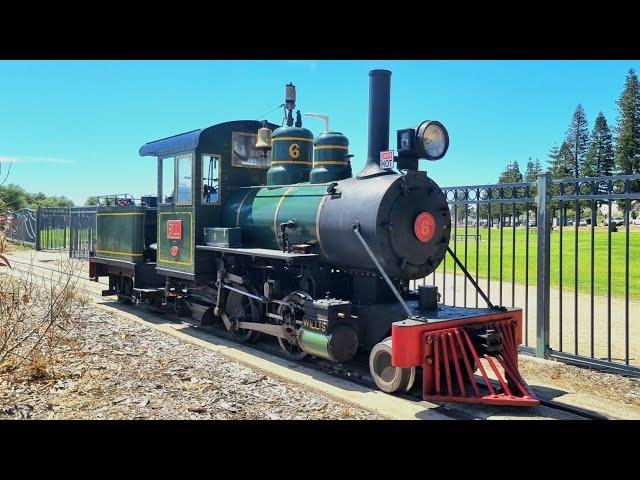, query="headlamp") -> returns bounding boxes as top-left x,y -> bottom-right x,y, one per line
397,120 -> 449,163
